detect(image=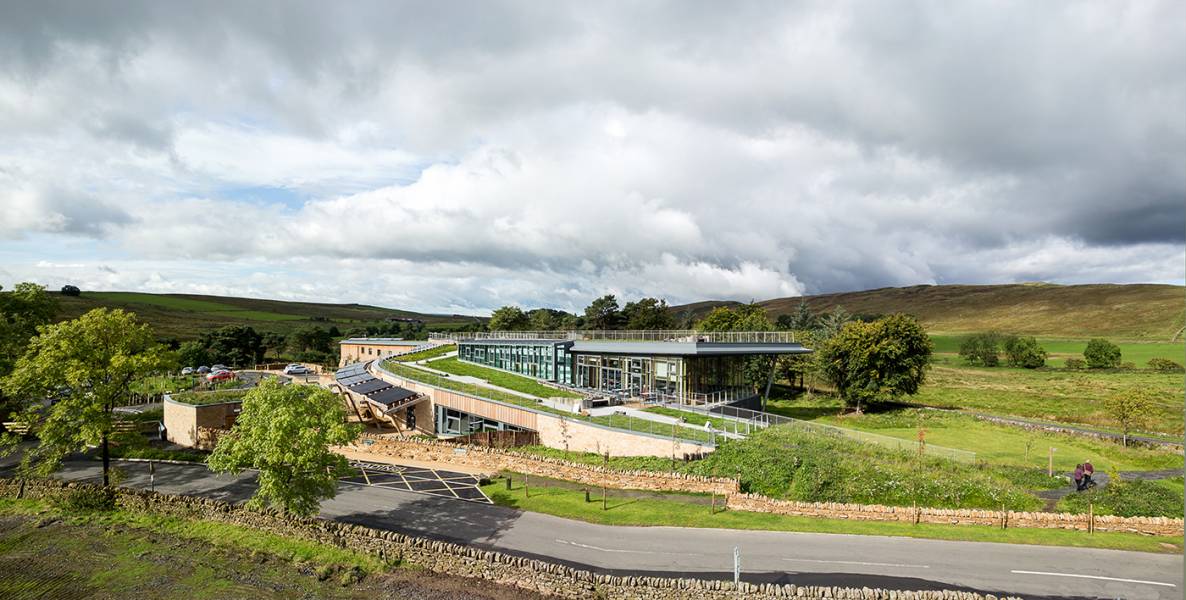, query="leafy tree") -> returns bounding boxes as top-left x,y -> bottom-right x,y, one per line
959,332 -> 1002,367
261,332 -> 287,361
177,340 -> 212,368
697,303 -> 772,332
818,314 -> 932,412
583,294 -> 622,330
776,300 -> 816,332
199,325 -> 265,366
1,308 -> 172,486
1084,338 -> 1122,369
815,306 -> 852,338
60,285 -> 81,296
208,379 -> 358,516
1002,335 -> 1047,368
0,283 -> 58,418
489,305 -> 530,331
621,297 -> 674,330
1103,389 -> 1156,447
287,326 -> 332,355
